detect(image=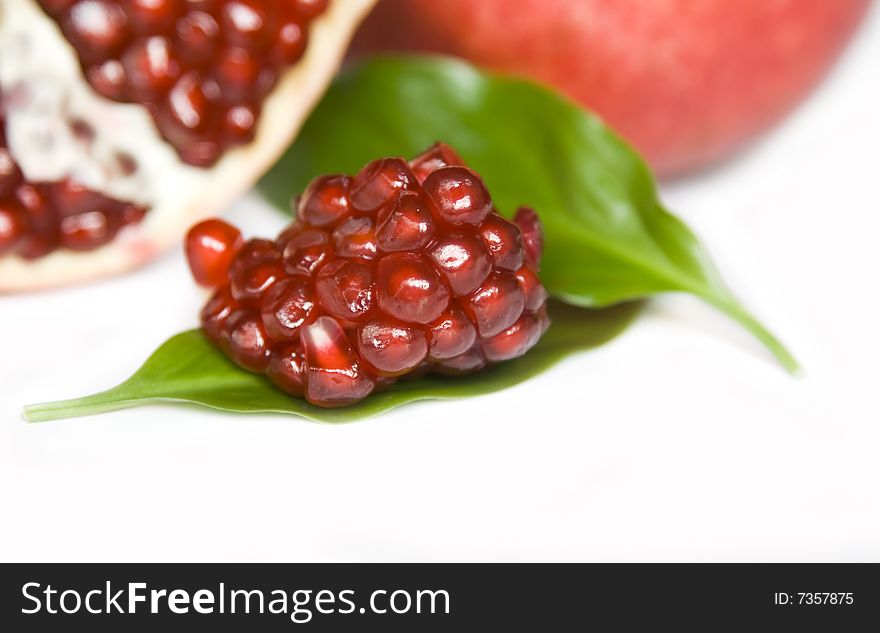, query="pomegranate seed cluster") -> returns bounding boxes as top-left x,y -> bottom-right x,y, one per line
0,110 -> 146,257
186,143 -> 550,408
37,0 -> 329,167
